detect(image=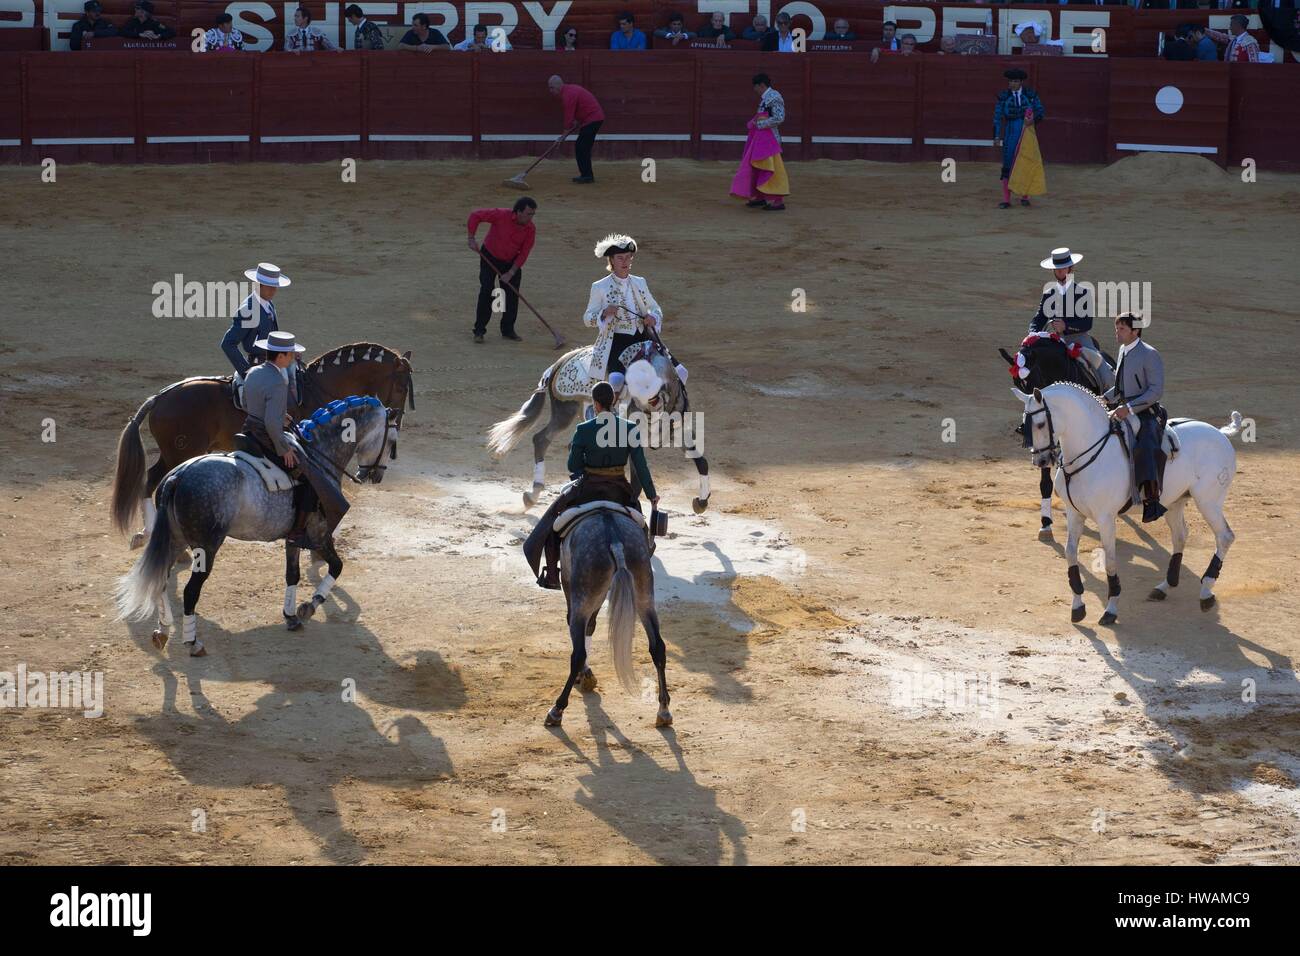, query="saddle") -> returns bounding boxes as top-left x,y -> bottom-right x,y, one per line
231,449 -> 296,492
554,500 -> 647,539
1114,404 -> 1181,506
